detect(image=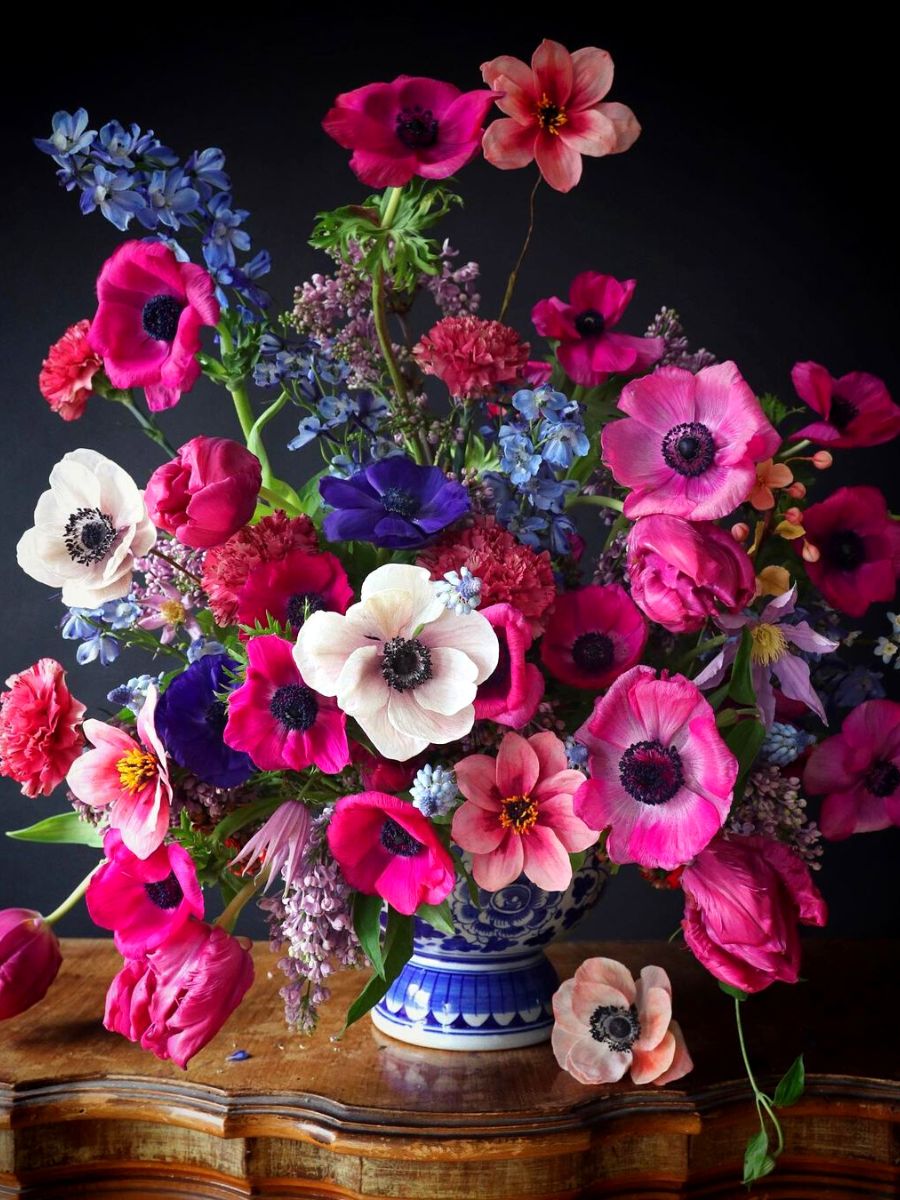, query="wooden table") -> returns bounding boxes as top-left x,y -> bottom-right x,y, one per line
1,939 -> 897,1198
